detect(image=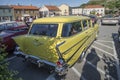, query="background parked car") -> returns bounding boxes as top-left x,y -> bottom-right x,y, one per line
88,15 -> 98,24
0,27 -> 28,52
101,14 -> 119,25
0,21 -> 28,32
